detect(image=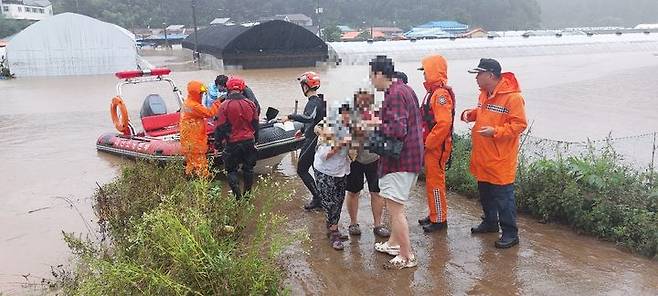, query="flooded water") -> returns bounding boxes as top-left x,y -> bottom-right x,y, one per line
1,49 -> 658,294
